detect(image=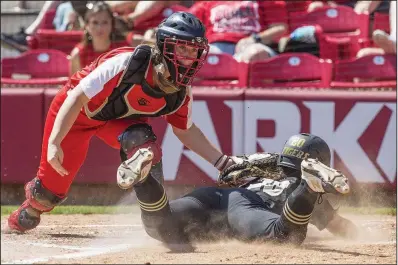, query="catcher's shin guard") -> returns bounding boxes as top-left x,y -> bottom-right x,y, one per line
7,178 -> 66,232
301,158 -> 350,194
117,124 -> 161,189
